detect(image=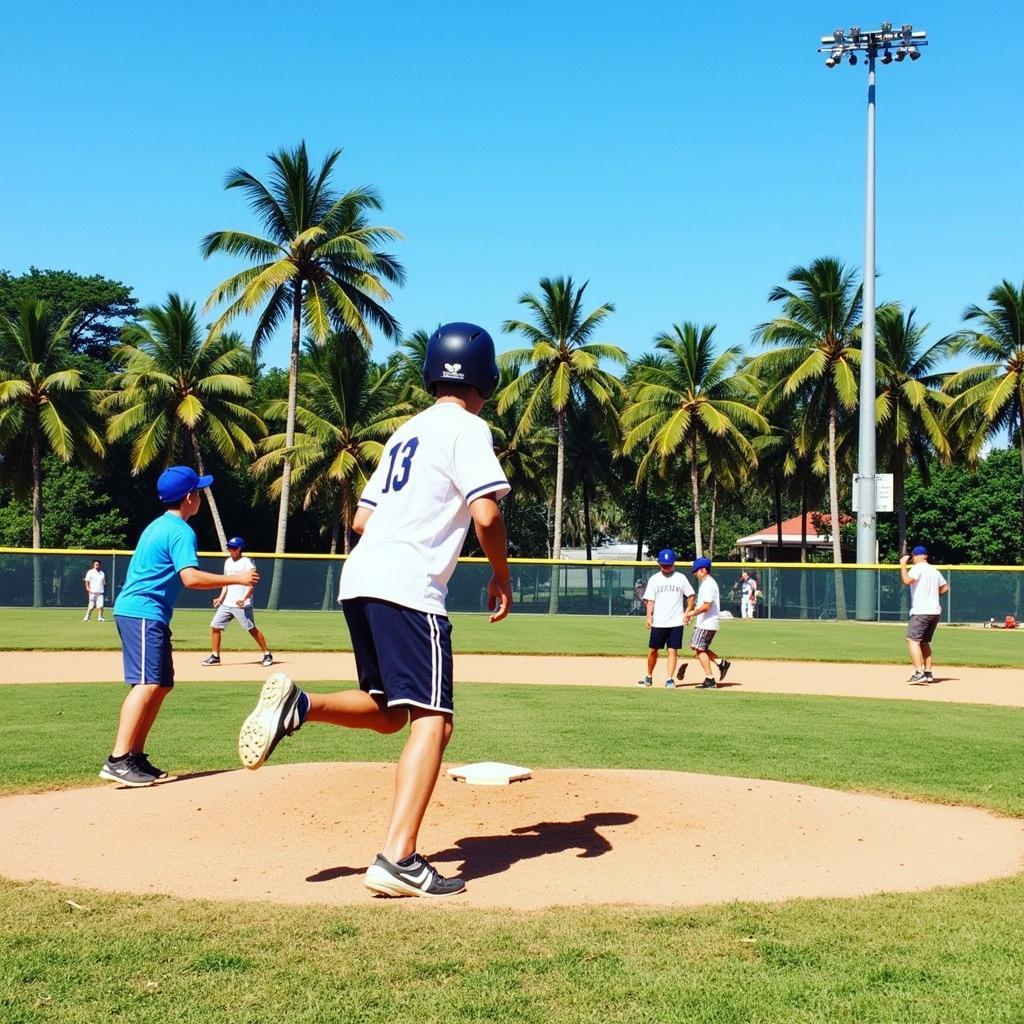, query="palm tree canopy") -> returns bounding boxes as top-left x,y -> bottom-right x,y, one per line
201,141 -> 405,351
102,293 -> 266,472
